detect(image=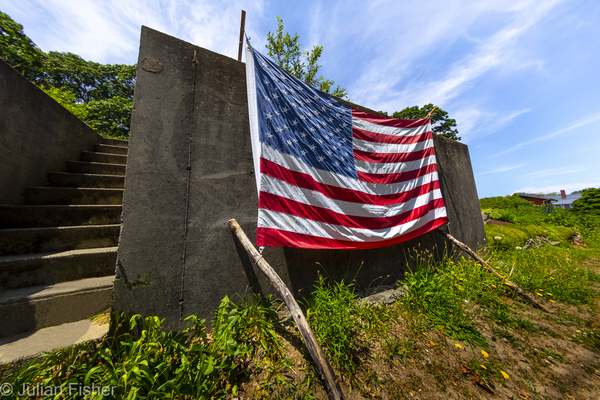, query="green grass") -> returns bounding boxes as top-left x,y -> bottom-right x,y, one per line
398,251 -> 500,349
491,243 -> 600,305
302,274 -> 364,380
3,205 -> 599,399
382,337 -> 418,366
1,294 -> 285,400
485,223 -> 576,251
